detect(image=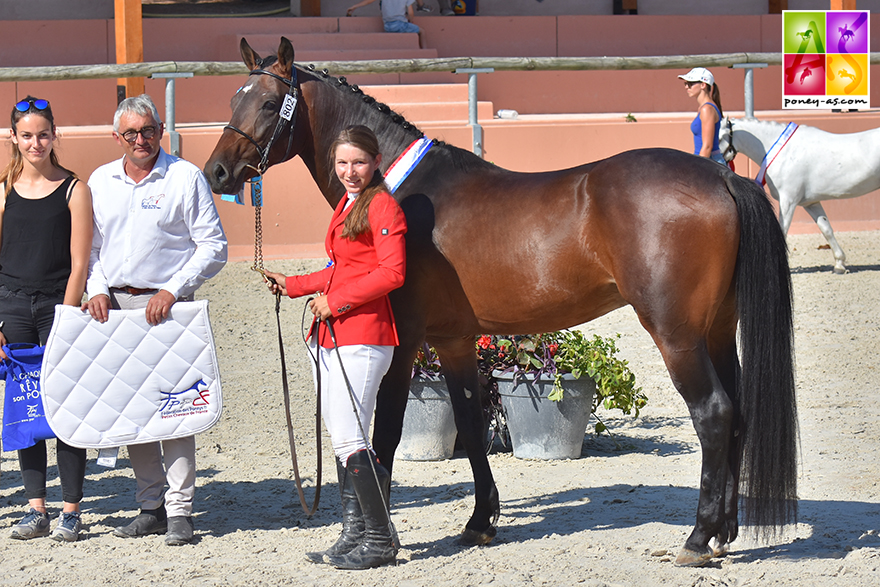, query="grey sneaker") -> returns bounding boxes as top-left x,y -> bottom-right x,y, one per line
10,509 -> 51,540
51,511 -> 82,542
416,4 -> 433,12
